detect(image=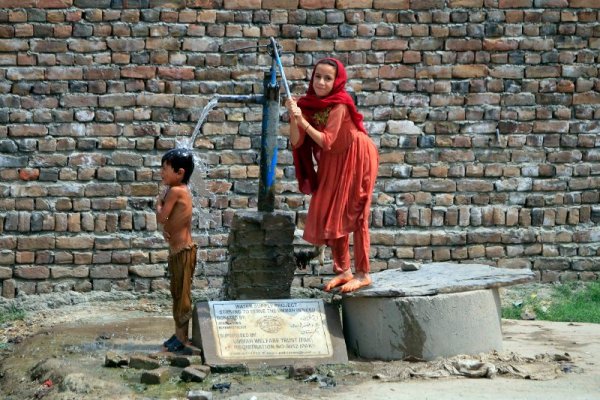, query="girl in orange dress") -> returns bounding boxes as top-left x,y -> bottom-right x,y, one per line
286,58 -> 379,293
